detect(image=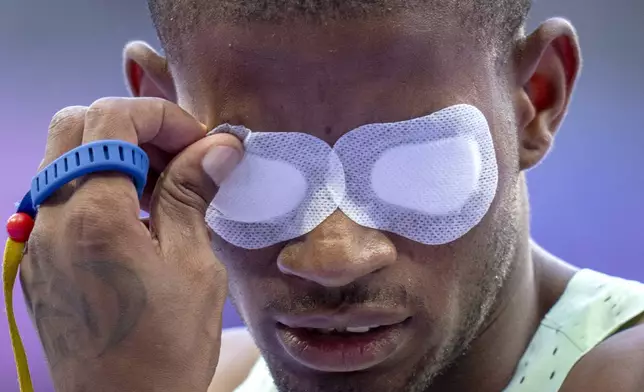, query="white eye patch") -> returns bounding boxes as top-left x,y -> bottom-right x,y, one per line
205,104 -> 498,249
335,104 -> 497,245
214,154 -> 308,222
206,126 -> 345,249
369,138 -> 481,215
